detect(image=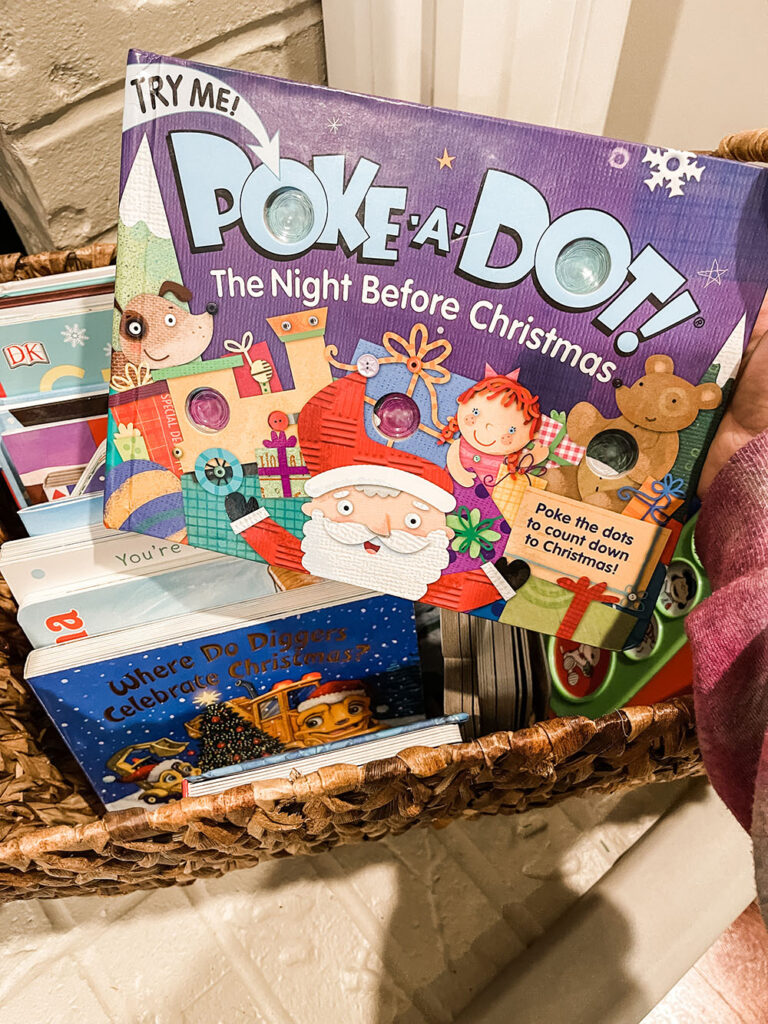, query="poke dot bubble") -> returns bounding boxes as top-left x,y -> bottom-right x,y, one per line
555,238 -> 612,295
264,187 -> 315,244
31,569 -> 45,579
186,387 -> 230,432
586,429 -> 638,477
372,393 -> 420,439
615,331 -> 639,355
